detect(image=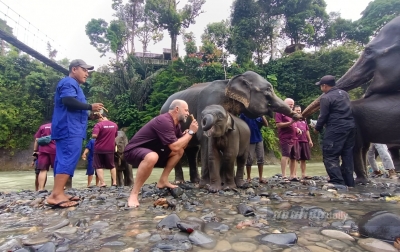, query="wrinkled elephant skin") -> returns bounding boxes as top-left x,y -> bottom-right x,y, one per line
303,16 -> 400,118
351,92 -> 400,183
115,131 -> 134,186
160,71 -> 298,184
200,105 -> 250,192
